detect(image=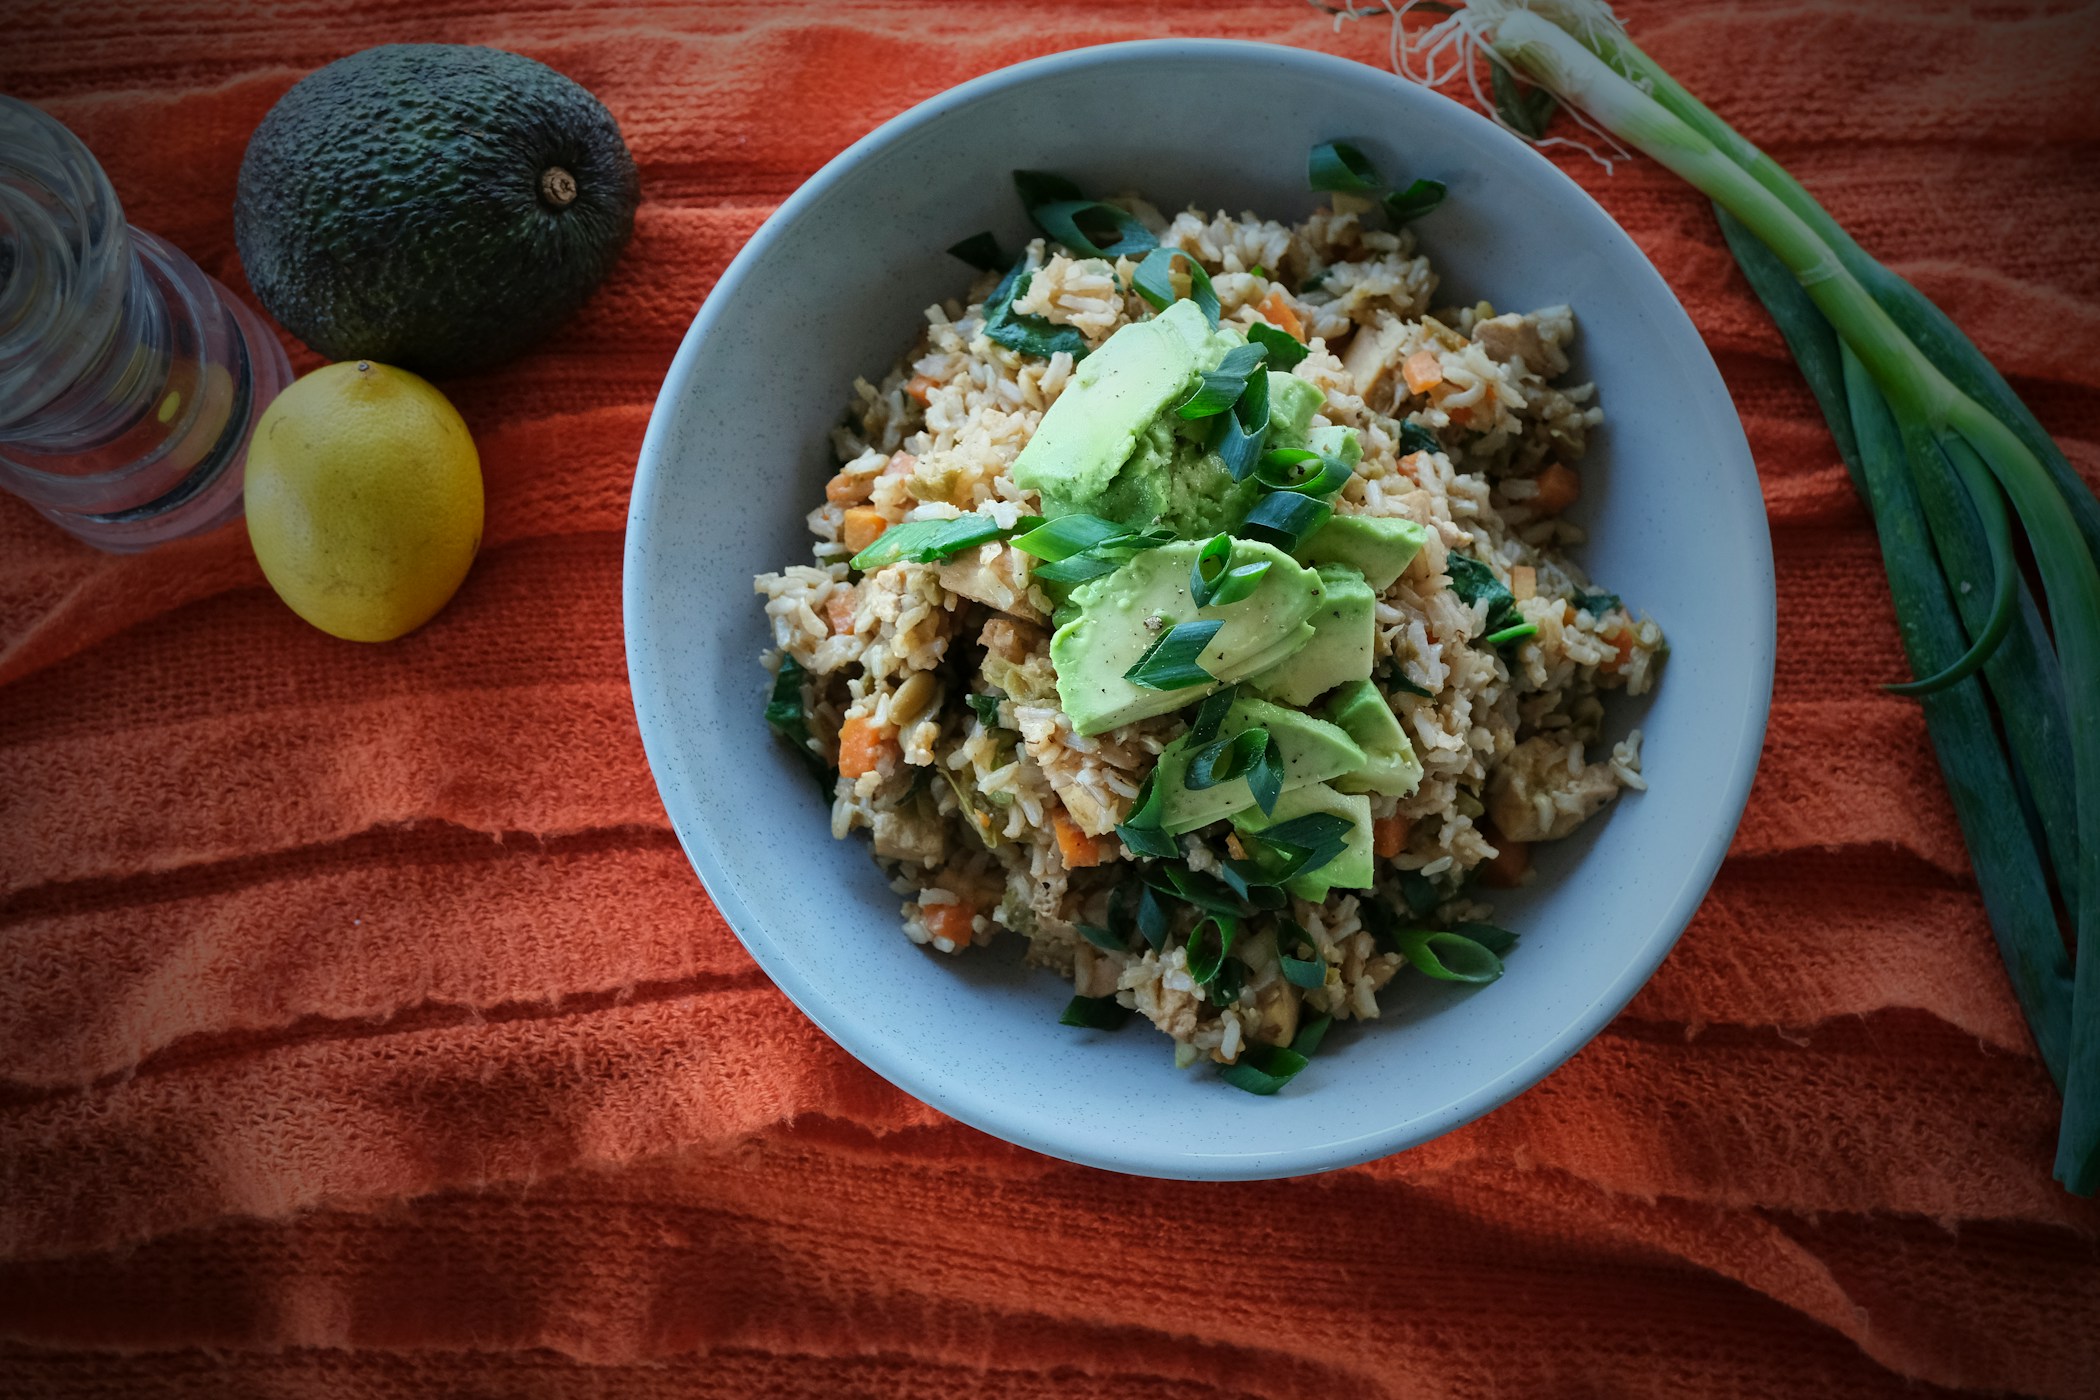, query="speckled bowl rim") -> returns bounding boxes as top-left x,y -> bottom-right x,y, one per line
625,38 -> 1774,1179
